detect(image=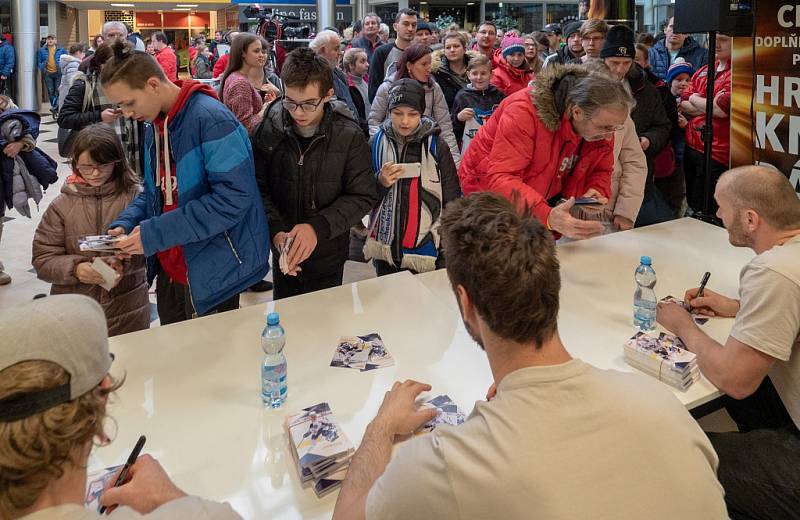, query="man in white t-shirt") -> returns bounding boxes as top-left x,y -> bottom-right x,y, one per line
658,164 -> 800,520
0,295 -> 241,520
332,192 -> 727,520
